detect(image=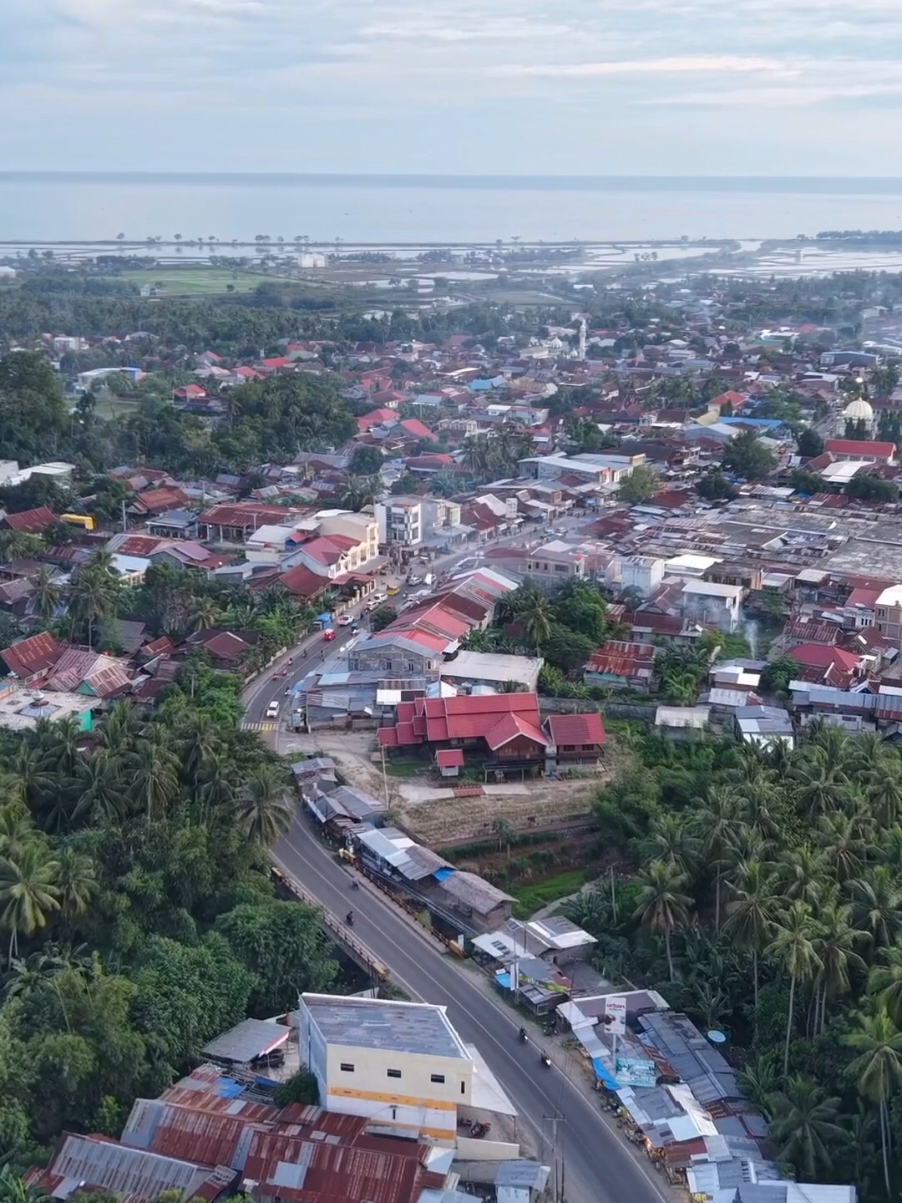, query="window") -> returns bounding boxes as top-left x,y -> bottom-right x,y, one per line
430,1073 -> 445,1084
460,1082 -> 466,1095
387,1068 -> 402,1079
340,1063 -> 355,1073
